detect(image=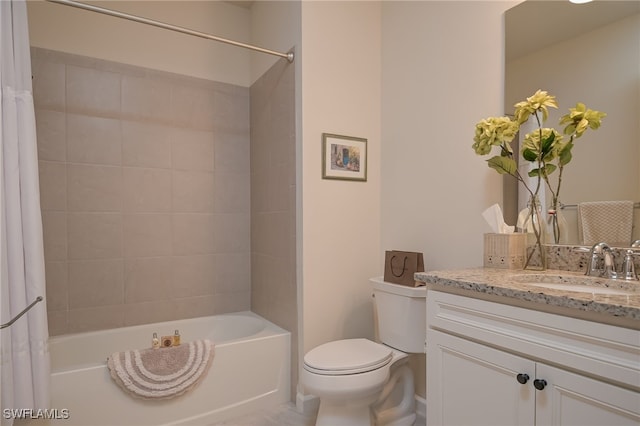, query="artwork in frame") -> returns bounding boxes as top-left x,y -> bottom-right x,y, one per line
322,133 -> 368,182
